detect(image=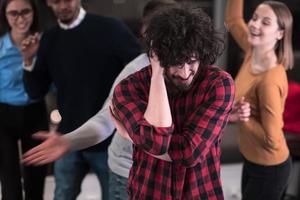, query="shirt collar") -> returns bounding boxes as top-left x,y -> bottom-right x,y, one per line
2,33 -> 14,50
58,7 -> 86,30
